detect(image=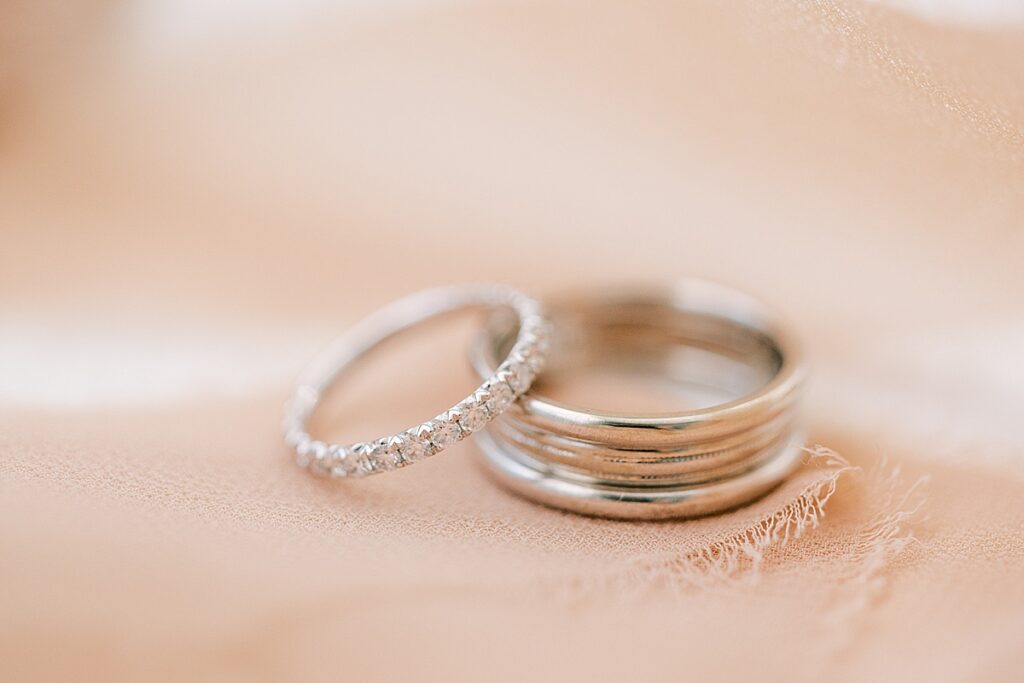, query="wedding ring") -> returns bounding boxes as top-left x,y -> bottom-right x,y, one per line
284,284 -> 548,478
469,280 -> 806,519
